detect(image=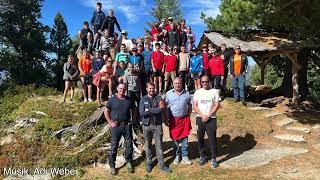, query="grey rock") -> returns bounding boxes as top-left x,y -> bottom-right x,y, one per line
248,107 -> 271,111
274,134 -> 305,142
274,118 -> 298,127
0,133 -> 16,145
263,111 -> 283,118
286,126 -> 311,134
221,147 -> 308,169
4,174 -> 51,180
